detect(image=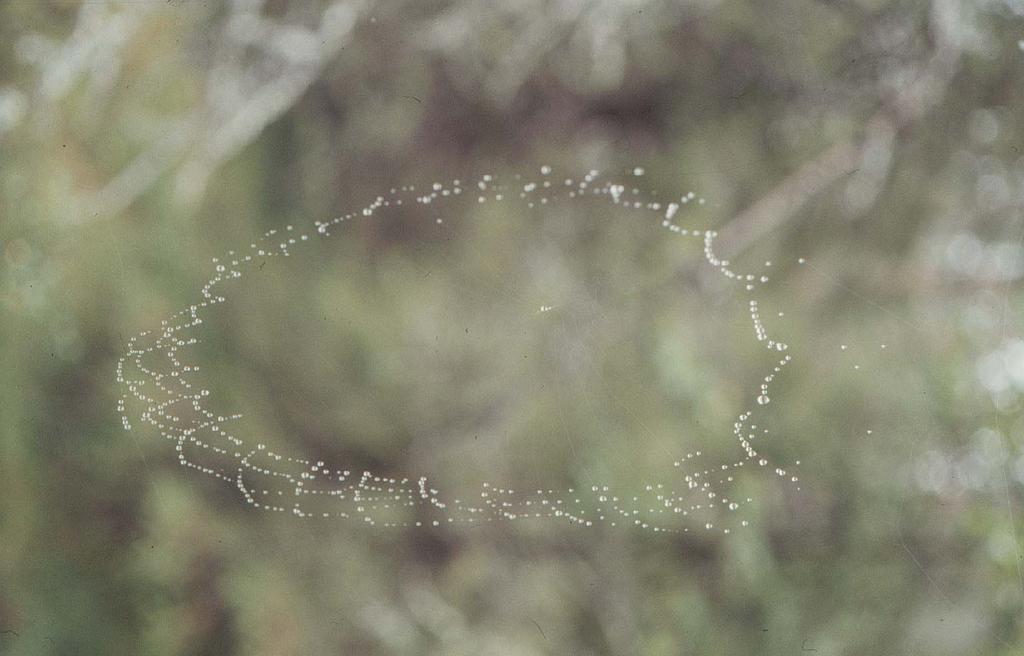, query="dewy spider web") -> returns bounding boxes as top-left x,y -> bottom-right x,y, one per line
117,167 -> 800,535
